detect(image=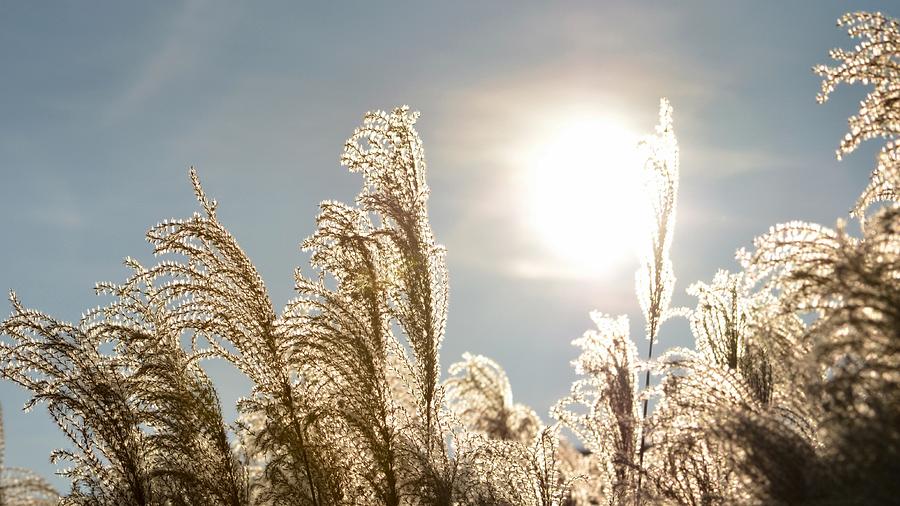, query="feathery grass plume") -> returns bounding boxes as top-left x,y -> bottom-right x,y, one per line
689,14 -> 900,501
286,107 -> 483,504
642,351 -> 744,505
0,468 -> 58,506
554,442 -> 604,506
282,106 -> 456,504
735,205 -> 900,503
87,260 -> 250,506
405,366 -> 569,505
632,270 -> 783,504
643,349 -> 816,505
444,354 -> 575,504
285,196 -> 409,504
1,254 -> 252,505
637,97 -> 682,502
460,424 -> 575,506
634,98 -> 680,353
0,292 -> 155,505
633,99 -> 680,437
0,405 -> 58,506
553,313 -> 641,505
554,99 -> 681,506
335,107 -> 466,503
142,170 -> 345,506
339,107 -> 450,450
642,273 -> 811,505
635,13 -> 900,504
686,271 -> 778,405
445,353 -> 541,444
815,11 -> 900,220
